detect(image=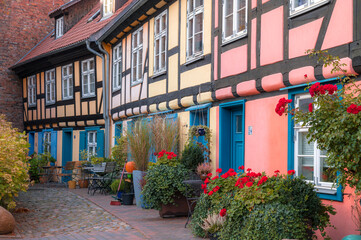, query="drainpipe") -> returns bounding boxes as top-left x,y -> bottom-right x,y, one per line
97,41 -> 111,159
86,40 -> 110,158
